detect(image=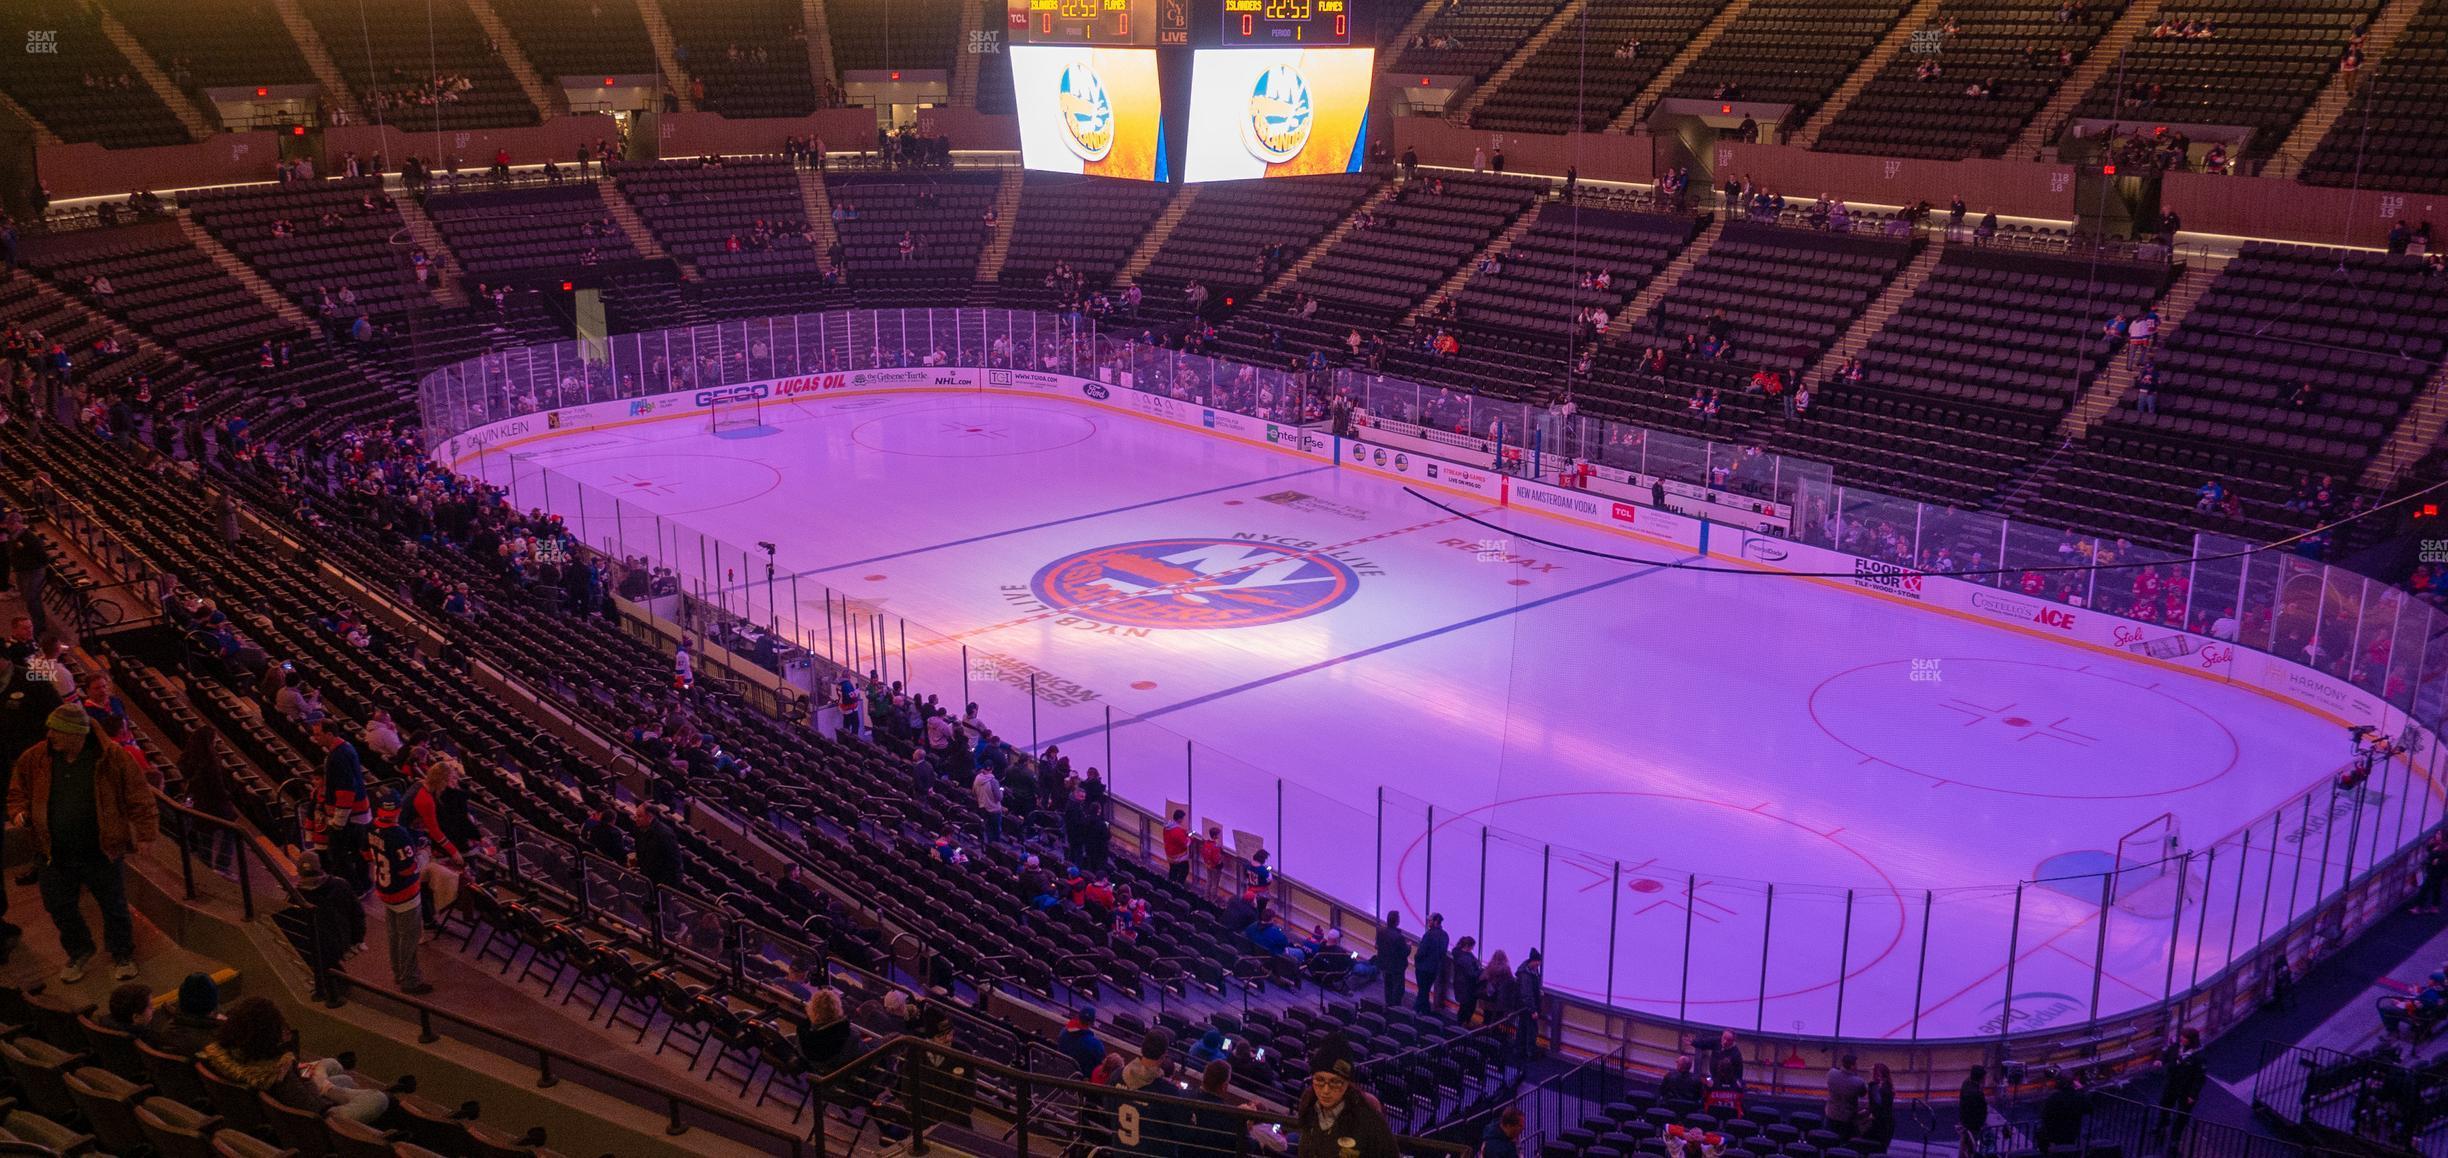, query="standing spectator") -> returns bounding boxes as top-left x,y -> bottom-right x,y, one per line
1708,1028 -> 1745,1091
1450,936 -> 1482,1025
1825,1053 -> 1866,1138
2036,1075 -> 2089,1150
1056,1007 -> 1106,1078
407,756 -> 470,867
1375,912 -> 1410,1008
2155,1029 -> 2206,1149
11,703 -> 157,982
1478,949 -> 1516,1035
1413,912 -> 1449,1014
292,852 -> 361,1001
1957,1066 -> 1989,1158
179,727 -> 237,869
367,790 -> 432,994
8,525 -> 46,638
1515,949 -> 1544,1059
310,721 -> 371,894
1863,1062 -> 1897,1149
1163,809 -> 1192,883
630,800 -> 683,889
1198,823 -> 1228,898
0,634 -> 63,951
973,765 -> 1003,844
